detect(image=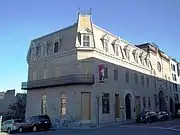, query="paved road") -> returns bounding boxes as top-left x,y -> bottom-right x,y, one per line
14,119 -> 180,135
